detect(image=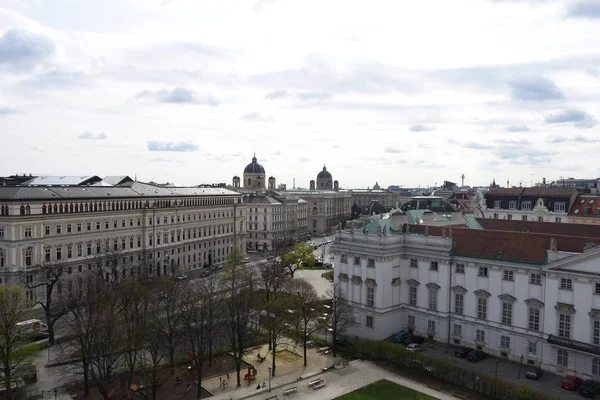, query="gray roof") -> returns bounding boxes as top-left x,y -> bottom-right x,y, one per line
243,196 -> 282,205
103,176 -> 134,186
22,175 -> 102,186
0,181 -> 242,201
